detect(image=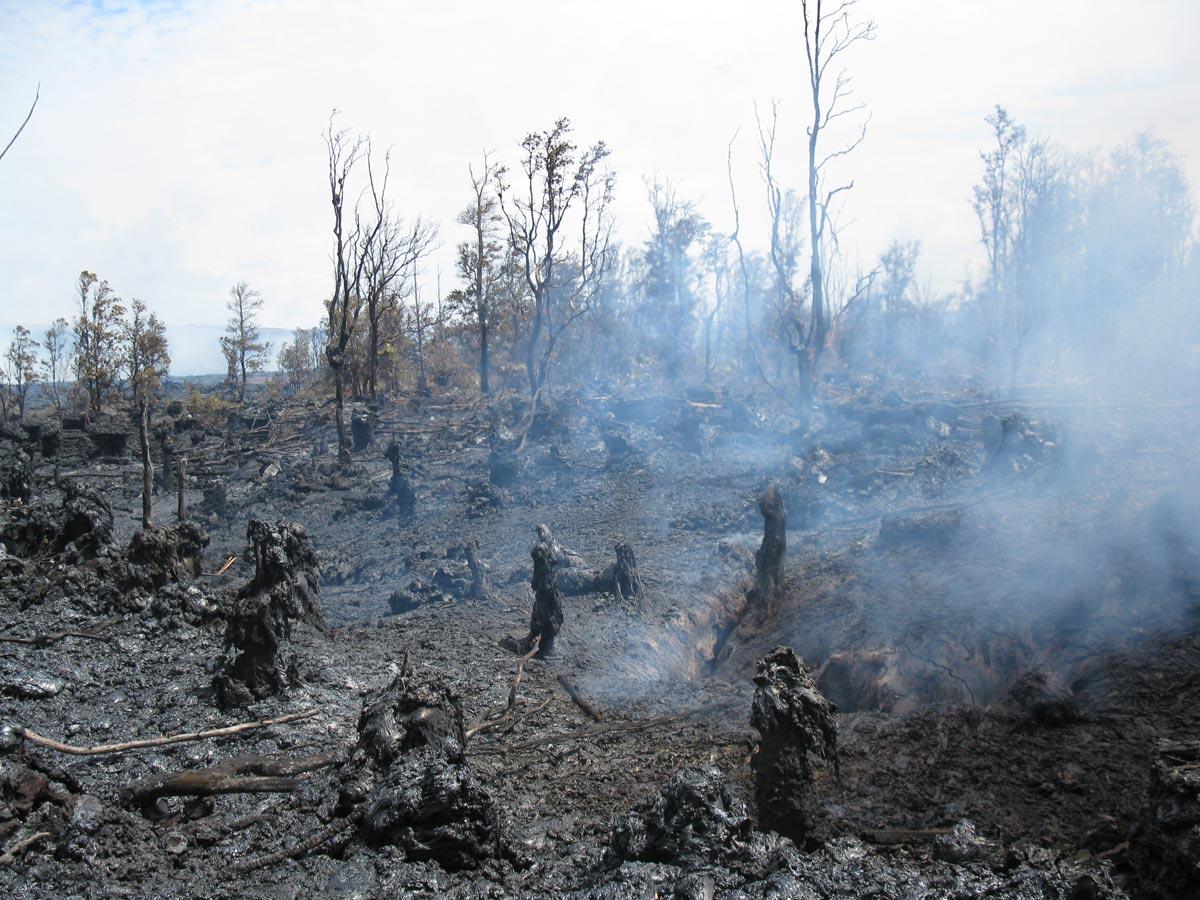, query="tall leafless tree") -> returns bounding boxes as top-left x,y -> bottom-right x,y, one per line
800,0 -> 876,397
324,114 -> 388,462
